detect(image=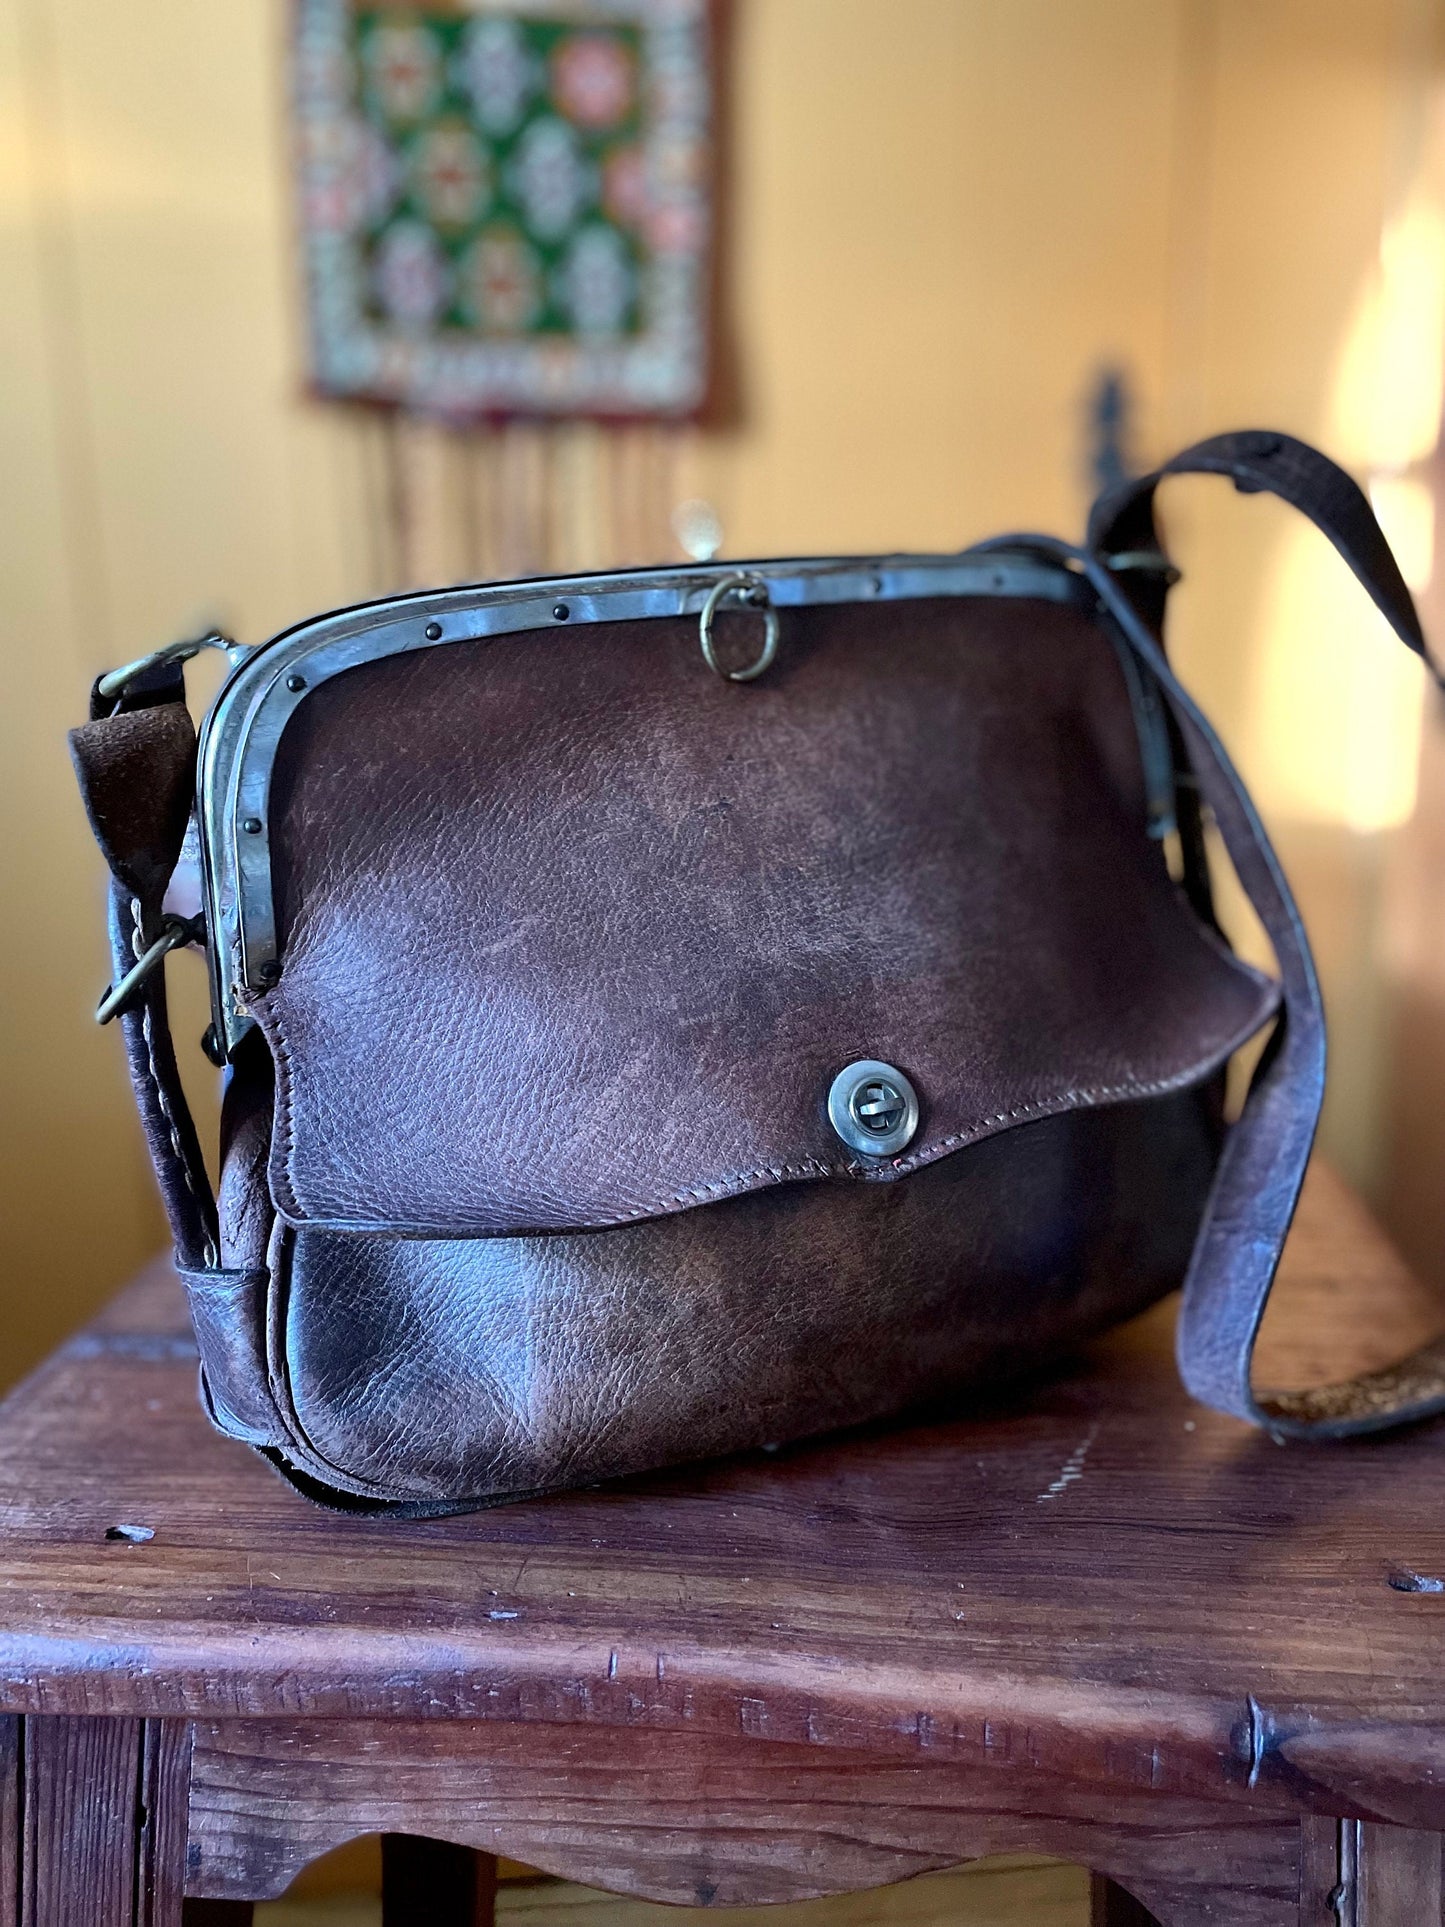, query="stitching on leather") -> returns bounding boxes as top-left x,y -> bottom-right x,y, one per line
258,970 -> 1278,1235
132,898 -> 218,1266
579,1063 -> 1229,1228
267,1011 -> 302,1220
628,1155 -> 843,1210
886,1072 -> 1206,1169
258,999 -> 835,1223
